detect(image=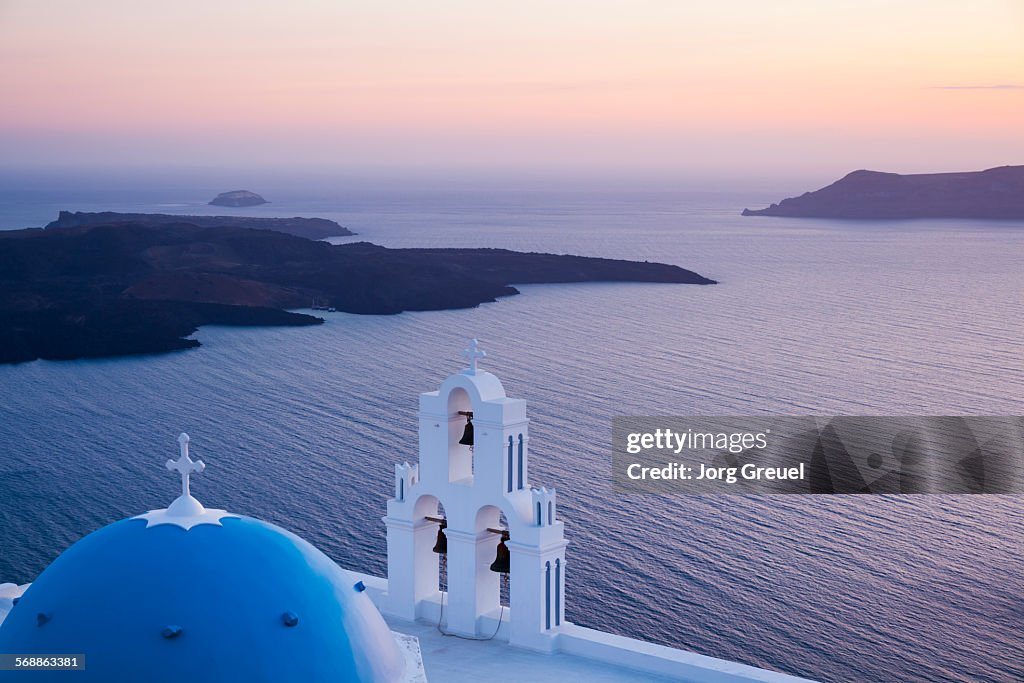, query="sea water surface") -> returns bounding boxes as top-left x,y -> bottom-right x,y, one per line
0,172 -> 1022,683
